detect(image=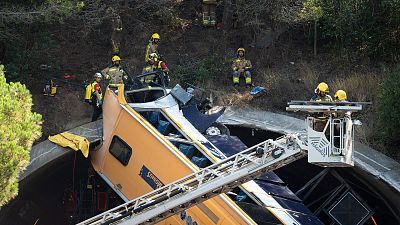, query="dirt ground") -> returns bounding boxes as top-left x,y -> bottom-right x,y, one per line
26,24 -> 373,131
